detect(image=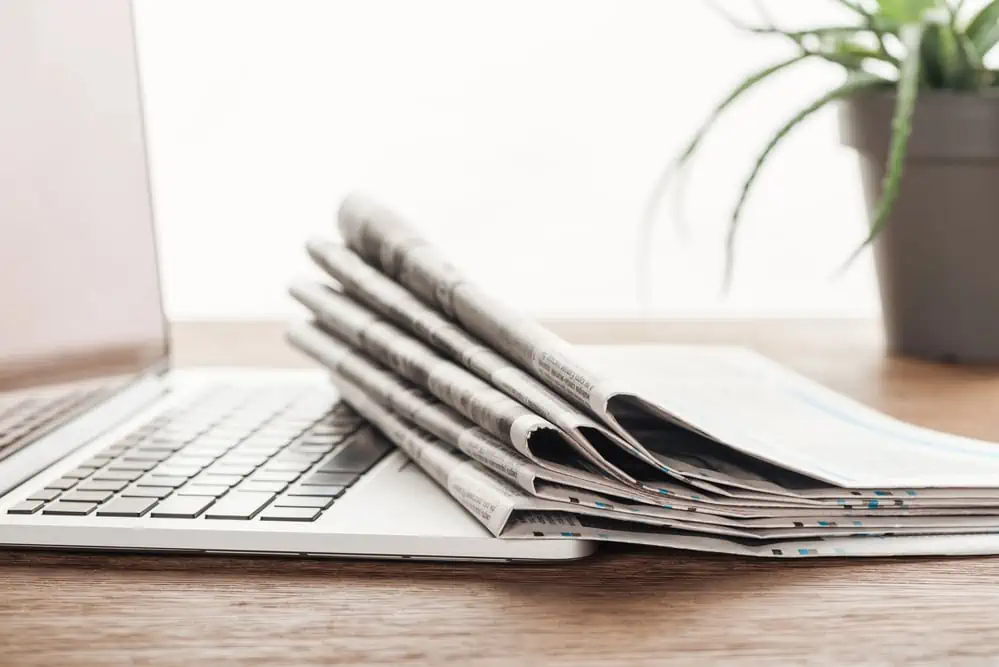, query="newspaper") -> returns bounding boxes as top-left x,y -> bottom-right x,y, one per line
337,193 -> 999,491
328,368 -> 999,557
287,321 -> 999,534
289,281 -> 639,483
286,320 -> 647,500
288,281 -> 862,507
306,239 -> 637,479
295,319 -> 999,521
302,242 -> 831,503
